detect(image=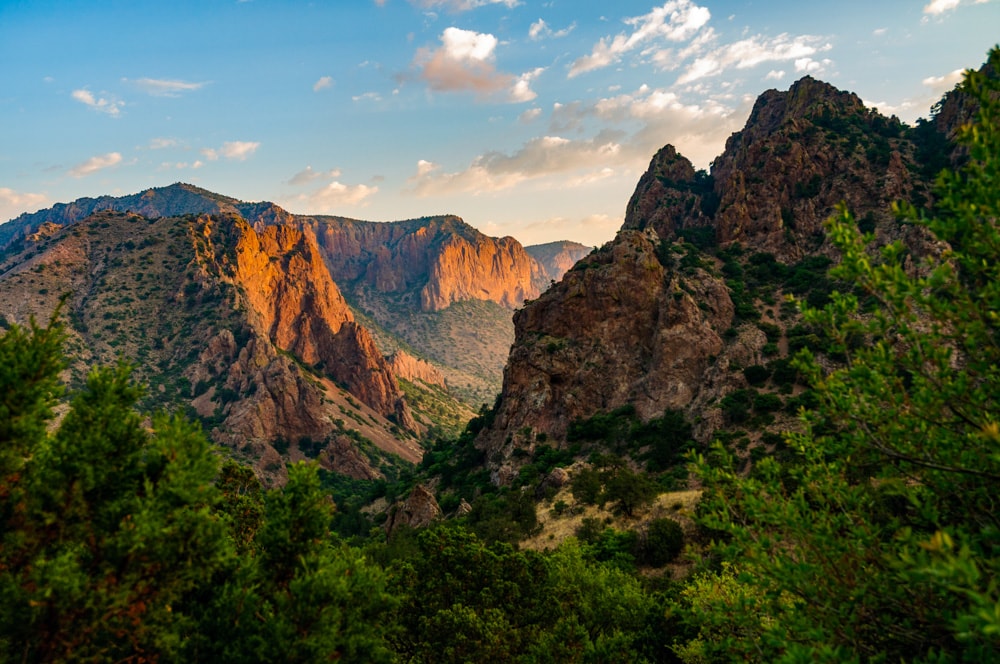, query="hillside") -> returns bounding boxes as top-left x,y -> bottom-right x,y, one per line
3,187 -> 580,407
0,209 -> 422,484
474,72 -> 963,484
